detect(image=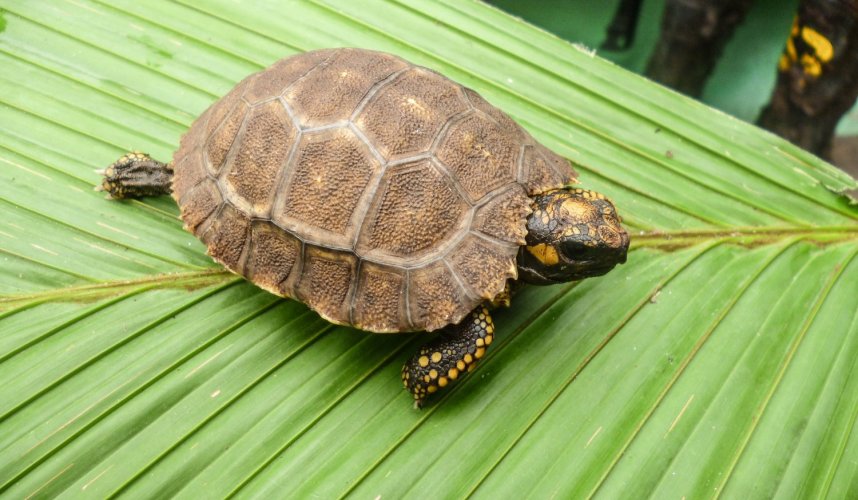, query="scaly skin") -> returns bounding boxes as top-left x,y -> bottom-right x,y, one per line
99,160 -> 629,408
402,306 -> 495,408
95,152 -> 173,199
